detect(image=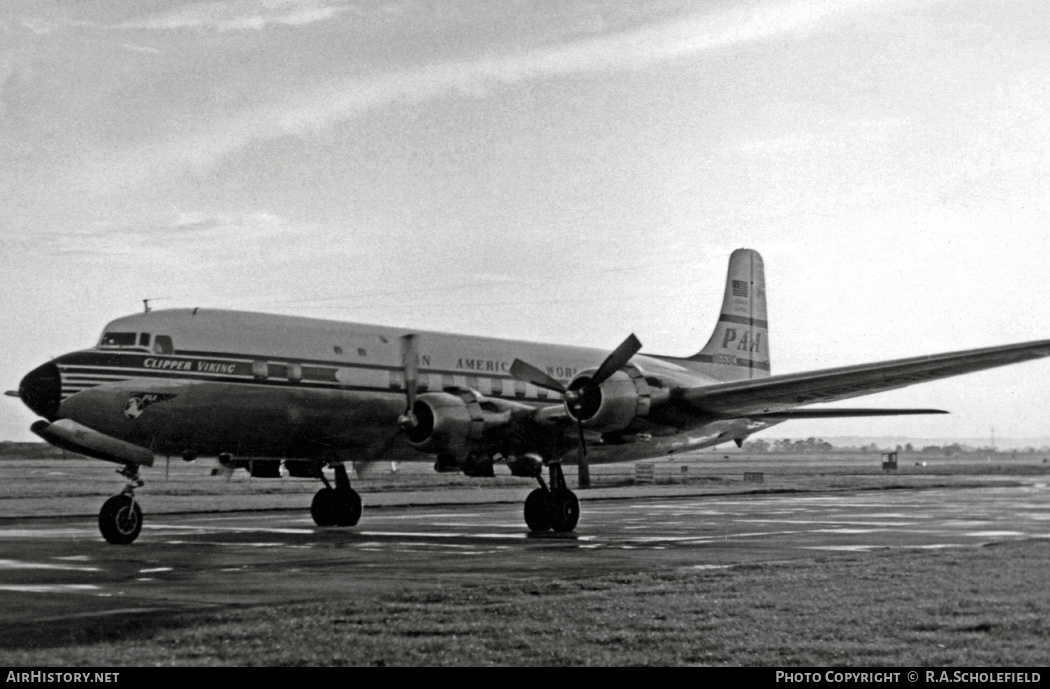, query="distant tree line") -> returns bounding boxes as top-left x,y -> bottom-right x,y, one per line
0,442 -> 67,459
742,438 -> 835,453
741,439 -> 1050,455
